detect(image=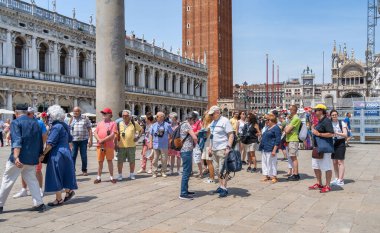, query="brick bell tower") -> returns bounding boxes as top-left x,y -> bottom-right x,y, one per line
182,0 -> 233,106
